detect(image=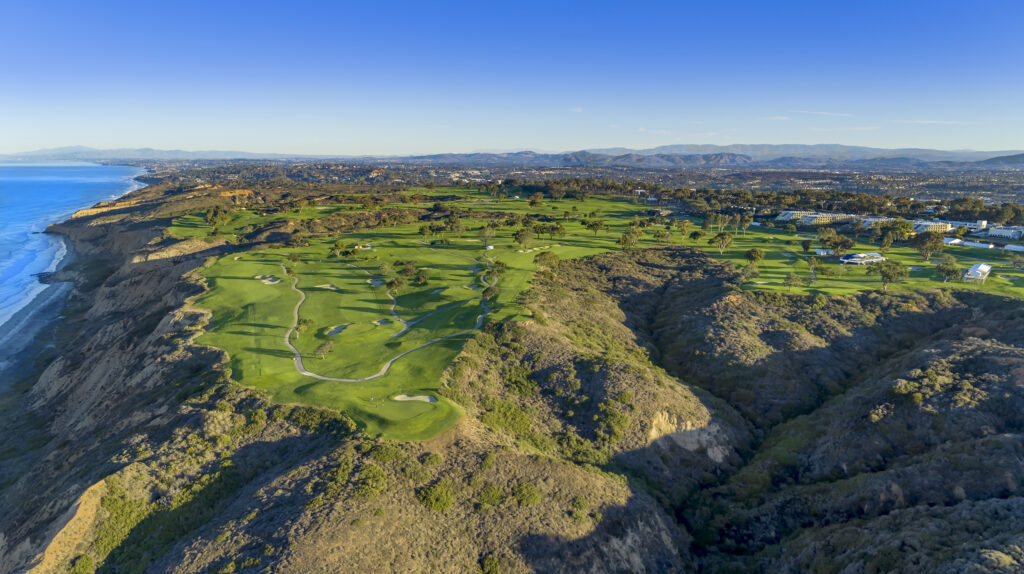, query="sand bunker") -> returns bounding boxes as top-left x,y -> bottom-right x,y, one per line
374,318 -> 392,326
999,275 -> 1018,280
254,274 -> 281,285
316,284 -> 340,291
392,394 -> 438,403
431,287 -> 445,294
327,324 -> 351,335
517,244 -> 557,254
234,256 -> 241,260
909,266 -> 923,271
367,278 -> 384,287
